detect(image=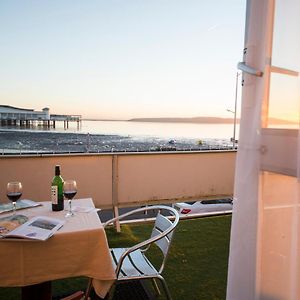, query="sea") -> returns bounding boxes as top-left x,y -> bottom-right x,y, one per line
0,120 -> 239,154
